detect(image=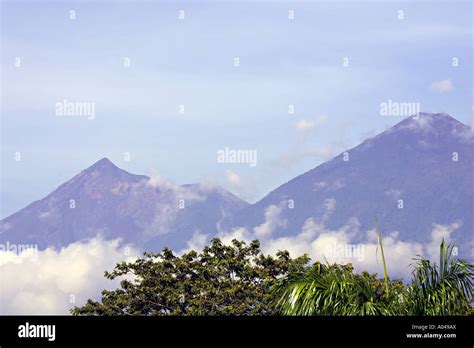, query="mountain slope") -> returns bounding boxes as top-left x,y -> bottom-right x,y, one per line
1,113 -> 472,257
225,113 -> 473,256
0,158 -> 249,251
